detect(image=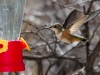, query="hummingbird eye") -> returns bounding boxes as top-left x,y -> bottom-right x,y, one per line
54,25 -> 57,28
